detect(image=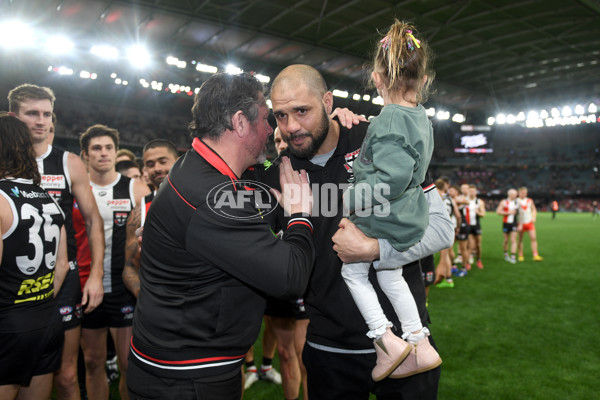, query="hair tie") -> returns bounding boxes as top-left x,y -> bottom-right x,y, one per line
380,35 -> 391,50
406,29 -> 421,50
